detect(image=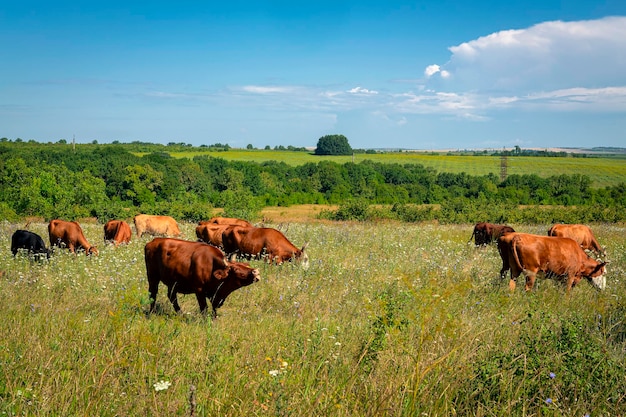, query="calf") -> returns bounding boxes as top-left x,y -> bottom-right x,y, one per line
48,220 -> 98,255
11,230 -> 50,259
469,222 -> 515,246
144,238 -> 260,317
104,220 -> 132,245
